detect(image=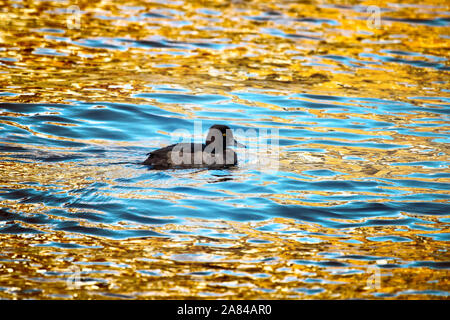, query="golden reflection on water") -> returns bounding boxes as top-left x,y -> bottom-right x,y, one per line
1,218 -> 449,299
1,0 -> 448,103
0,0 -> 449,299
